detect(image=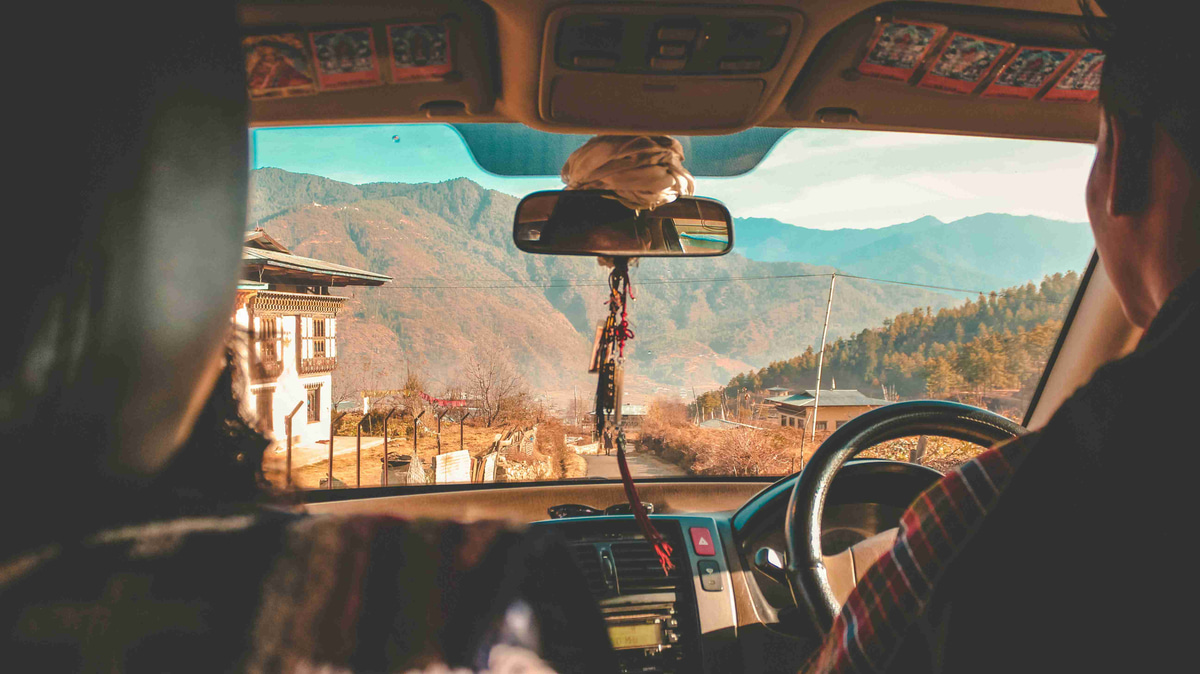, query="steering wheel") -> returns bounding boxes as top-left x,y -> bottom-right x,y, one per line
784,400 -> 1026,634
